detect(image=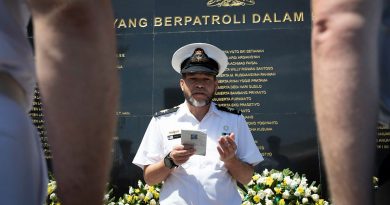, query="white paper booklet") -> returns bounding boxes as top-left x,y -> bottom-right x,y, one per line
181,129 -> 207,156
